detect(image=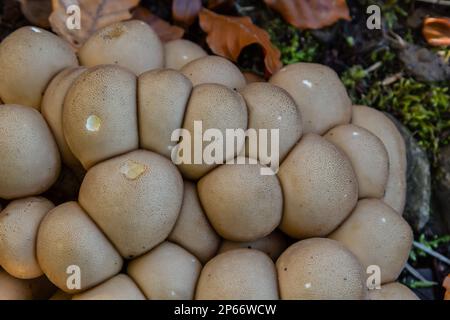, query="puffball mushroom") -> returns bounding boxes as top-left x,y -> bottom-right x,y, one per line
270,63 -> 352,135
78,150 -> 184,259
0,270 -> 56,300
164,39 -> 207,70
168,181 -> 221,264
352,105 -> 407,214
181,55 -> 246,90
0,26 -> 78,110
198,158 -> 283,242
176,83 -> 248,179
276,238 -> 366,300
278,134 -> 358,239
127,242 -> 202,300
195,249 -> 279,300
63,65 -> 139,169
41,67 -> 86,173
324,124 -> 389,199
218,230 -> 289,261
329,199 -> 413,284
240,82 -> 303,161
72,274 -> 145,300
138,69 -> 192,158
0,197 -> 54,279
78,20 -> 164,75
36,202 -> 123,293
368,282 -> 419,300
0,104 -> 61,200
